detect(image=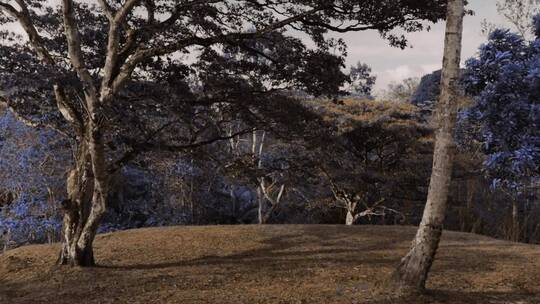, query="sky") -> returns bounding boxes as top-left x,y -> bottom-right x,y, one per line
337,0 -> 512,93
